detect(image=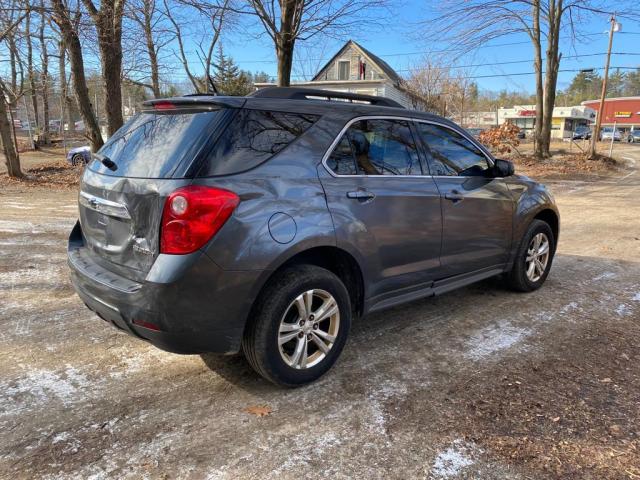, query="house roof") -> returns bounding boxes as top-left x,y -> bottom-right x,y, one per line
312,40 -> 402,84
